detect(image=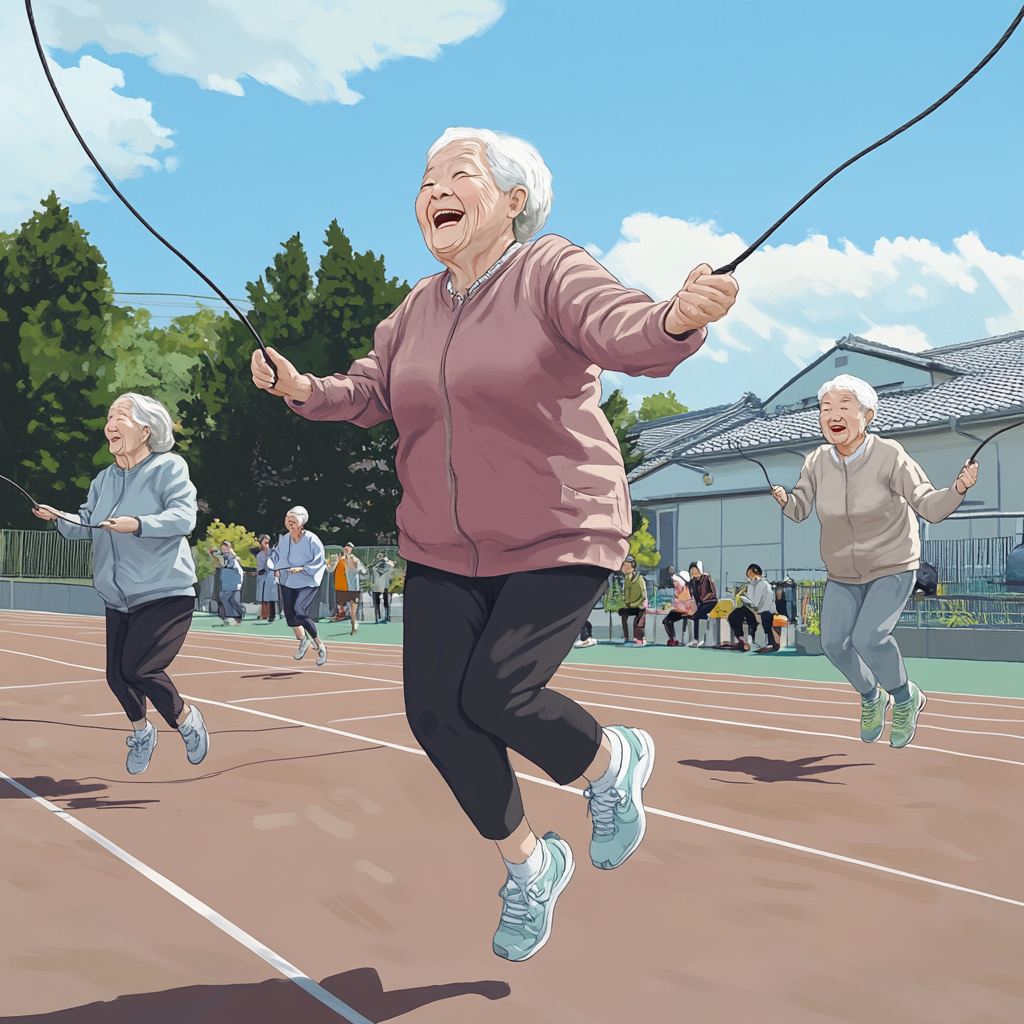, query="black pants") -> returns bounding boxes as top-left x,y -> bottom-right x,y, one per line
618,606 -> 646,640
403,561 -> 608,841
578,619 -> 593,642
105,596 -> 193,728
728,606 -> 775,646
662,609 -> 685,640
281,586 -> 319,639
372,590 -> 391,620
